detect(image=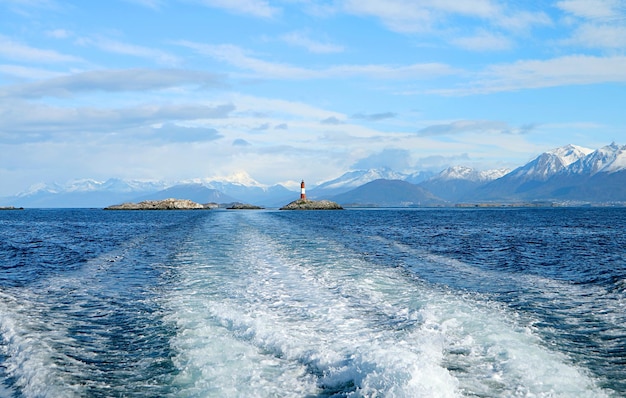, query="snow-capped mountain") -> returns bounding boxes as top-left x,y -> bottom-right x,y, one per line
133,183 -> 238,204
417,166 -> 510,202
433,166 -> 510,182
3,143 -> 625,208
507,144 -> 593,181
477,143 -> 626,202
331,179 -> 444,207
16,178 -> 168,197
4,178 -> 169,208
178,172 -> 294,206
568,142 -> 626,175
2,174 -> 292,208
404,170 -> 436,184
311,168 -> 408,198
